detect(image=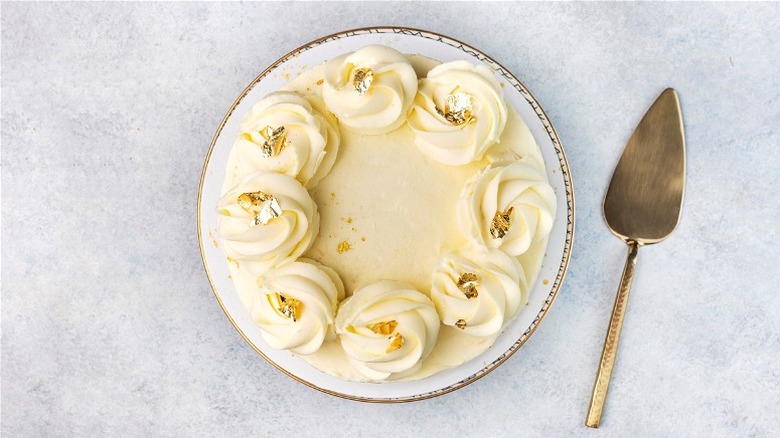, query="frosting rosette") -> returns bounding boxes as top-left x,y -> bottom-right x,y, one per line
431,247 -> 527,337
217,171 -> 319,275
250,259 -> 345,355
335,281 -> 440,380
408,60 -> 507,166
457,160 -> 556,256
233,91 -> 339,189
323,45 -> 418,134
